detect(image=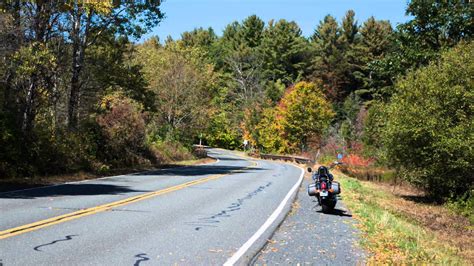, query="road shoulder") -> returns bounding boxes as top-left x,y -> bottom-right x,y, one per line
253,174 -> 367,265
